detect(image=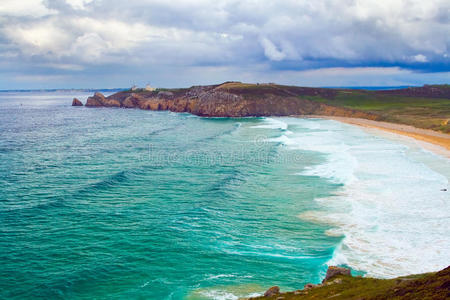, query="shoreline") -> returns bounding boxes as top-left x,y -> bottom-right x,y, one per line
302,115 -> 450,159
